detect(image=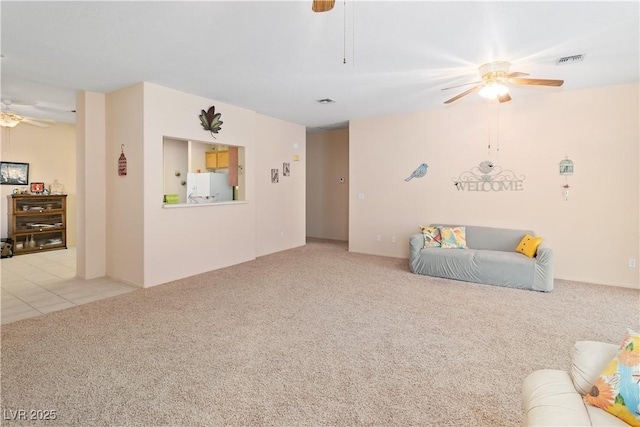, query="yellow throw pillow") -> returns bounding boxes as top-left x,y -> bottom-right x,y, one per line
584,329 -> 640,427
515,234 -> 542,258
